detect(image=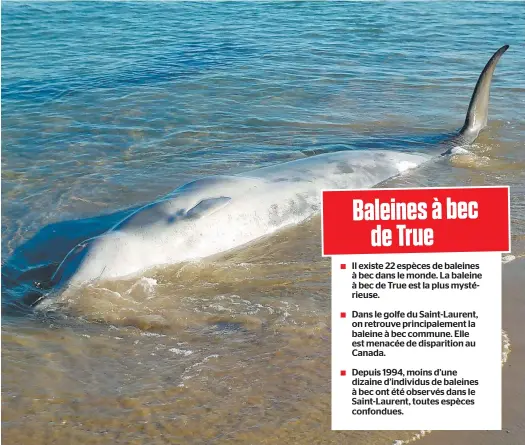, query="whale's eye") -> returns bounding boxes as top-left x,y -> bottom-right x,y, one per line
167,209 -> 185,224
